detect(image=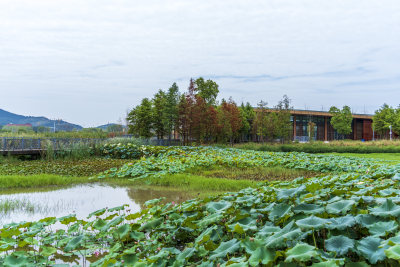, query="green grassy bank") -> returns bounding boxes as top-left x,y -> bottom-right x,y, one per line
234,140 -> 400,153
